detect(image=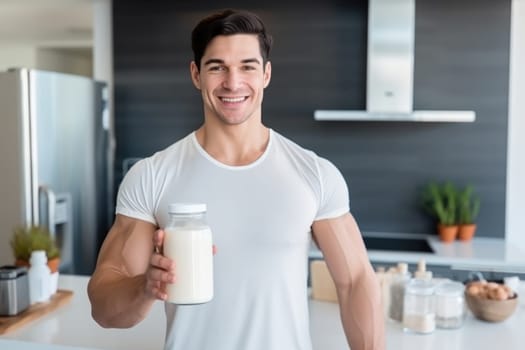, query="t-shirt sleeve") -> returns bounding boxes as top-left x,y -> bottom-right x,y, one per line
115,158 -> 158,225
314,157 -> 350,221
